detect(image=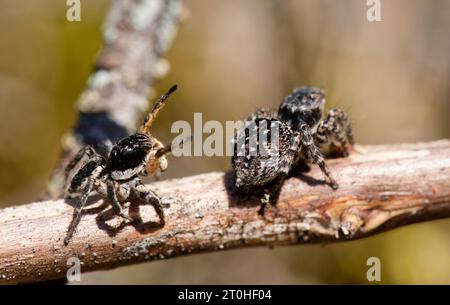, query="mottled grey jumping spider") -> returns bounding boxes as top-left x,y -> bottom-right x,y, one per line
64,85 -> 178,245
232,87 -> 354,198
